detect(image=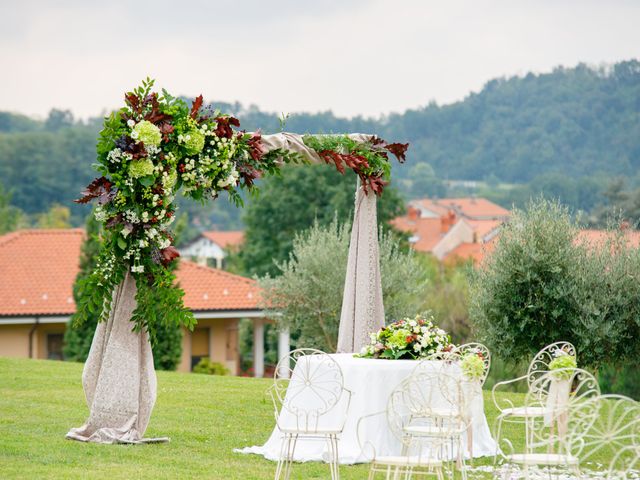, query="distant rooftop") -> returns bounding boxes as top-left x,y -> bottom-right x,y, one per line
0,229 -> 260,317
